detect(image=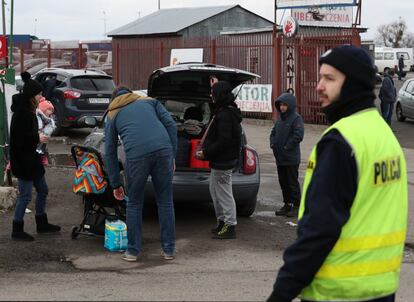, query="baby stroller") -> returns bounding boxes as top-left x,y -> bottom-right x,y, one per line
70,145 -> 126,239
